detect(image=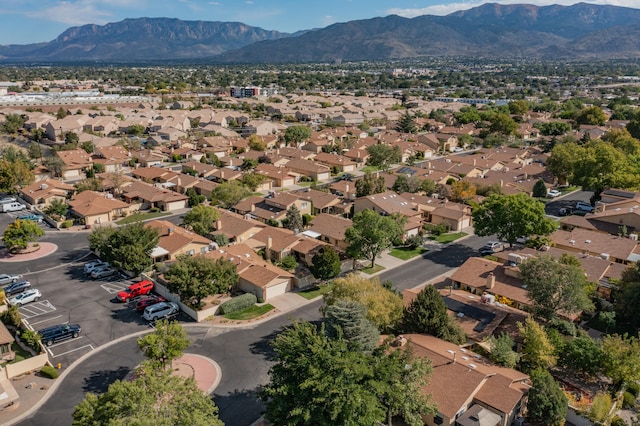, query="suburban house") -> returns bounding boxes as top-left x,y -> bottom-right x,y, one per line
284,158 -> 331,182
131,149 -> 166,167
146,220 -> 213,261
20,179 -> 75,207
0,322 -> 15,362
204,244 -> 294,300
211,209 -> 266,245
68,190 -> 132,225
550,227 -> 640,264
265,192 -> 313,217
313,152 -> 357,173
121,181 -> 189,212
306,213 -> 352,251
399,334 -> 529,426
56,149 -> 93,180
255,163 -> 296,188
291,188 -> 342,215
